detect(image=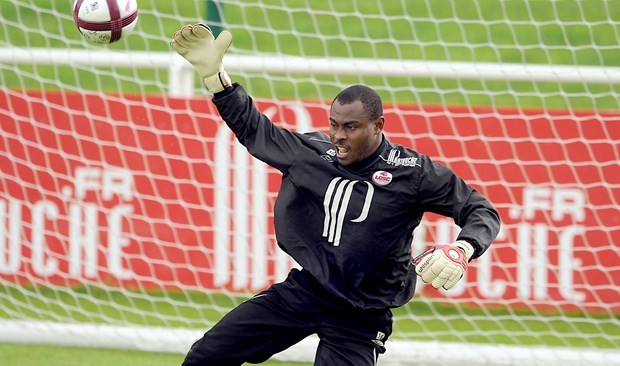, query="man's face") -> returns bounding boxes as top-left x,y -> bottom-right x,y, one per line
329,100 -> 384,166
